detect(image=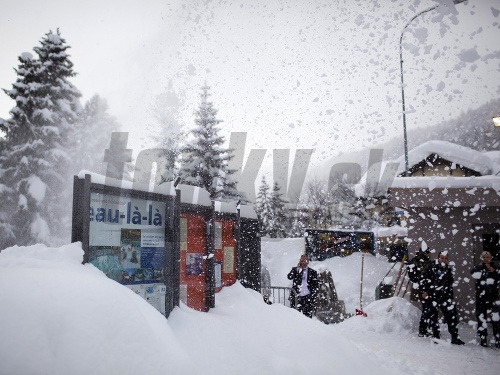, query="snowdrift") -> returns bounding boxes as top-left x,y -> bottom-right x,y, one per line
1,241 -> 499,375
